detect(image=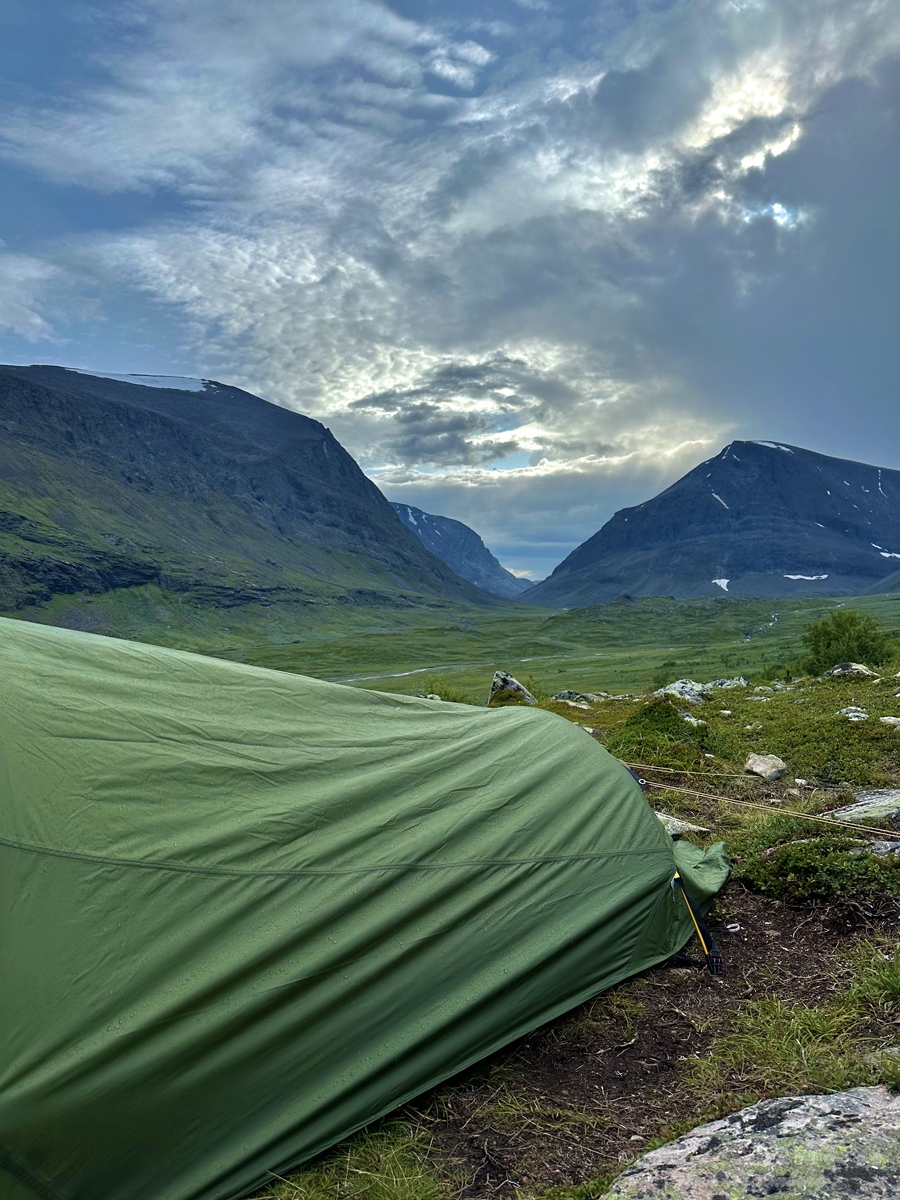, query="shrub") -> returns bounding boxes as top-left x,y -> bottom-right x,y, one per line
729,815 -> 900,902
799,609 -> 894,676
